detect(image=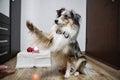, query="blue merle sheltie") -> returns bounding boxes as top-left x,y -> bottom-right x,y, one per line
26,8 -> 86,78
